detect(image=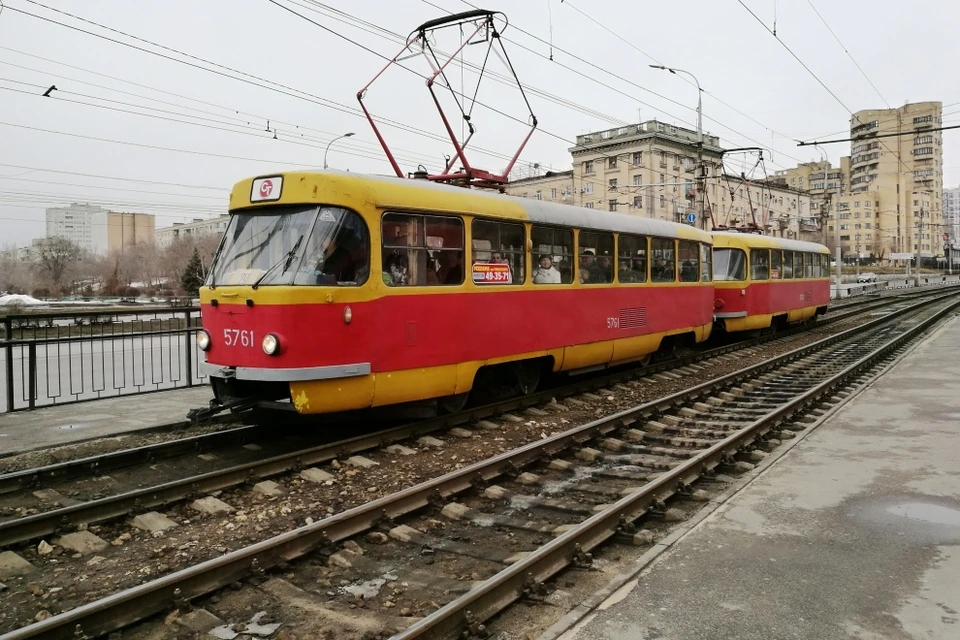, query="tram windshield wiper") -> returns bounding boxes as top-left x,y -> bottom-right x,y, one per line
251,234 -> 304,290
